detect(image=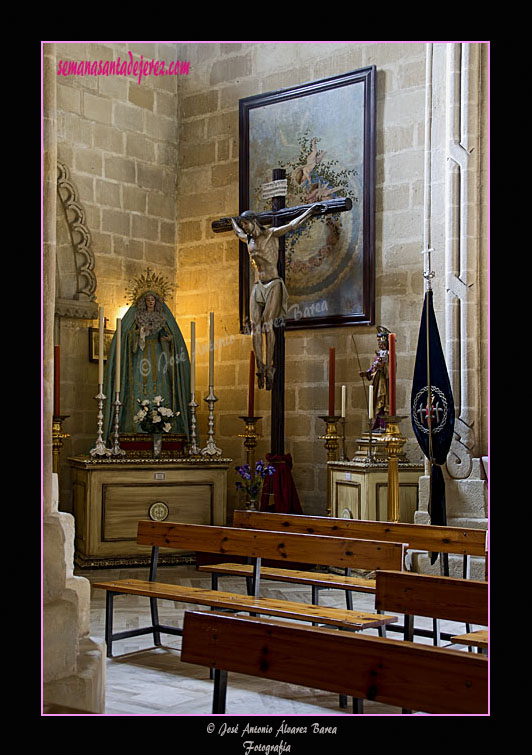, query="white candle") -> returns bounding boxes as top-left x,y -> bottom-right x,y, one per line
98,306 -> 105,385
341,385 -> 346,418
208,312 -> 214,387
115,318 -> 121,393
368,384 -> 374,420
190,321 -> 196,396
